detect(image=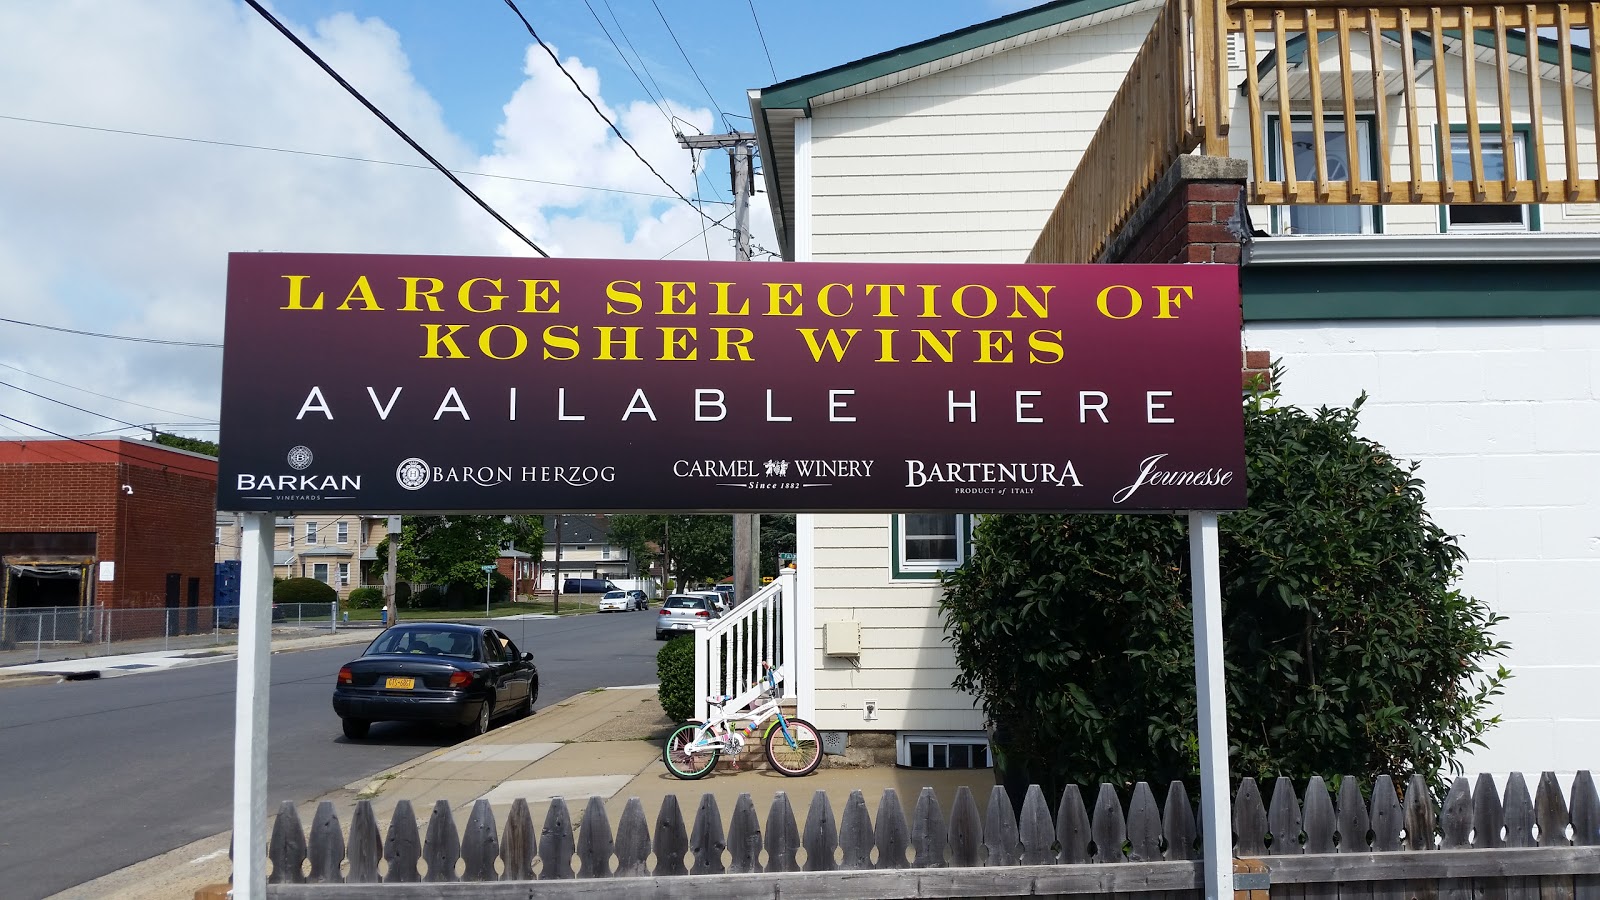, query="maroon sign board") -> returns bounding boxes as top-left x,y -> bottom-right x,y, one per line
217,253 -> 1245,513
